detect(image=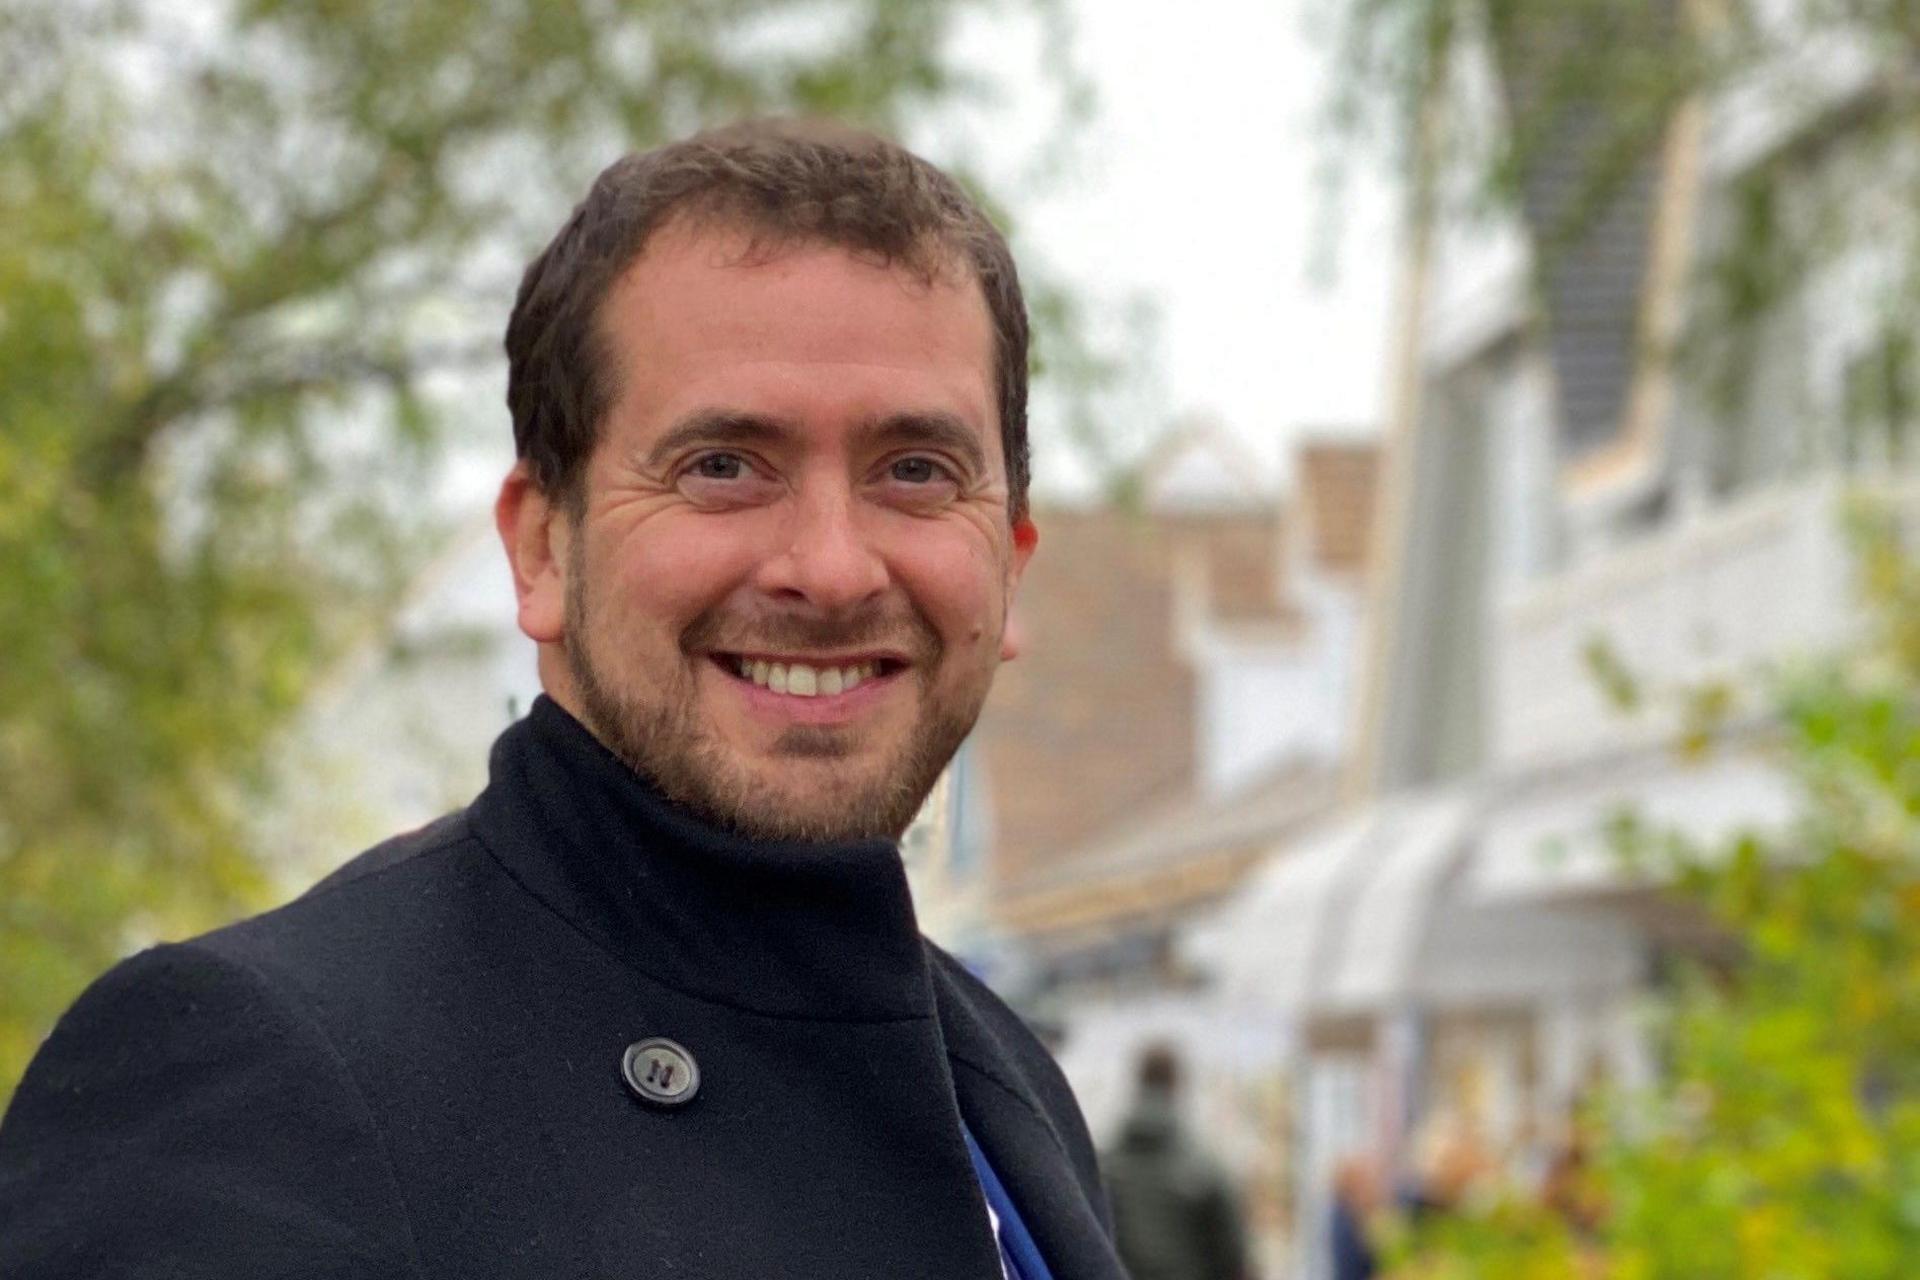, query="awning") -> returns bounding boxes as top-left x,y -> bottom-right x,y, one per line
1324,792 -> 1478,1012
1182,808 -> 1381,1016
1186,786 -> 1646,1021
1185,790 -> 1478,1018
